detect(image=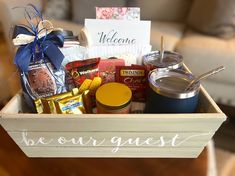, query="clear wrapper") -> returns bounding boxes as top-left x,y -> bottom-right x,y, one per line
21,61 -> 67,108
60,45 -> 88,67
